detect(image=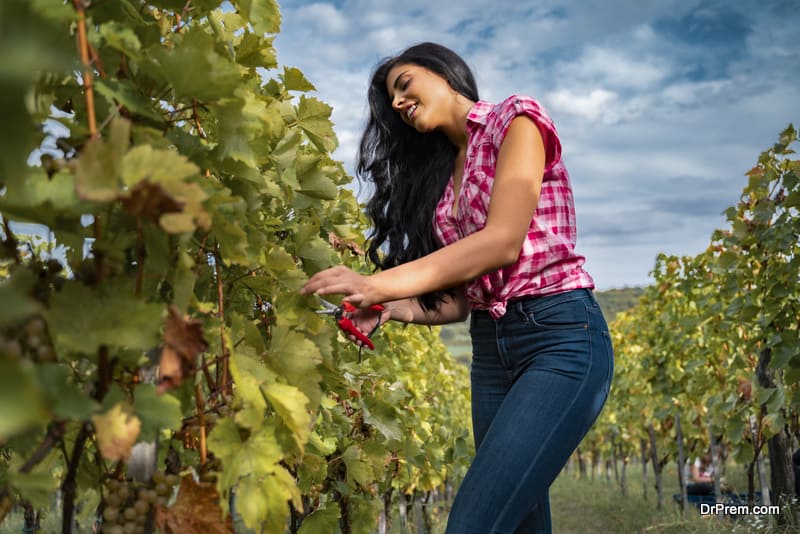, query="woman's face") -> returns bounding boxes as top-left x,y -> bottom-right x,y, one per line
385,63 -> 456,133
